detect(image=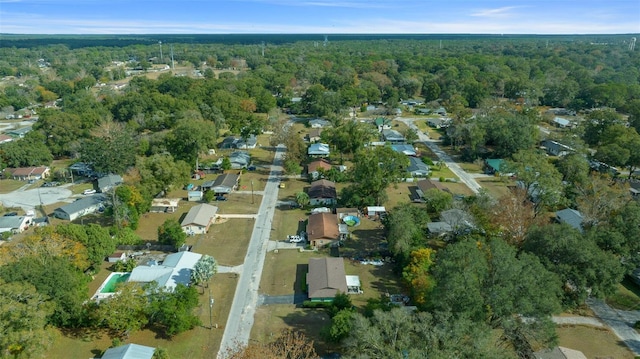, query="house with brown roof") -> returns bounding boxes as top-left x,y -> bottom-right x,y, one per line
415,179 -> 450,201
0,134 -> 13,144
306,128 -> 323,143
306,212 -> 340,247
308,179 -> 337,206
5,166 -> 50,181
307,159 -> 332,180
306,257 -> 347,301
